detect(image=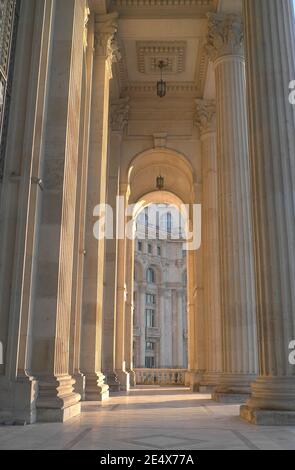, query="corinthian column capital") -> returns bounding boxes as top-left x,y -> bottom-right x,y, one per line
206,13 -> 244,63
94,12 -> 119,58
195,99 -> 216,136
